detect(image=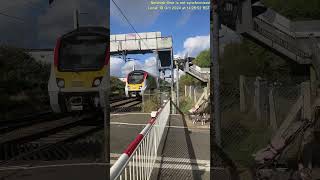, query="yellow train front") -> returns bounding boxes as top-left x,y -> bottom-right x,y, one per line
48,26 -> 109,113
125,70 -> 158,98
